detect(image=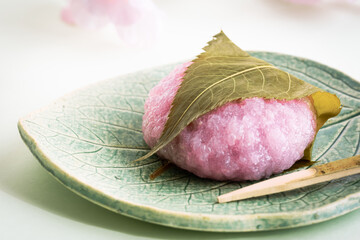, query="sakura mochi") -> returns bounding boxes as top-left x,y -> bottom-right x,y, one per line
142,63 -> 317,181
